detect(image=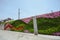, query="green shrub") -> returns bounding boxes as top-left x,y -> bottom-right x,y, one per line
8,17 -> 60,35
38,26 -> 60,35
29,29 -> 34,33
